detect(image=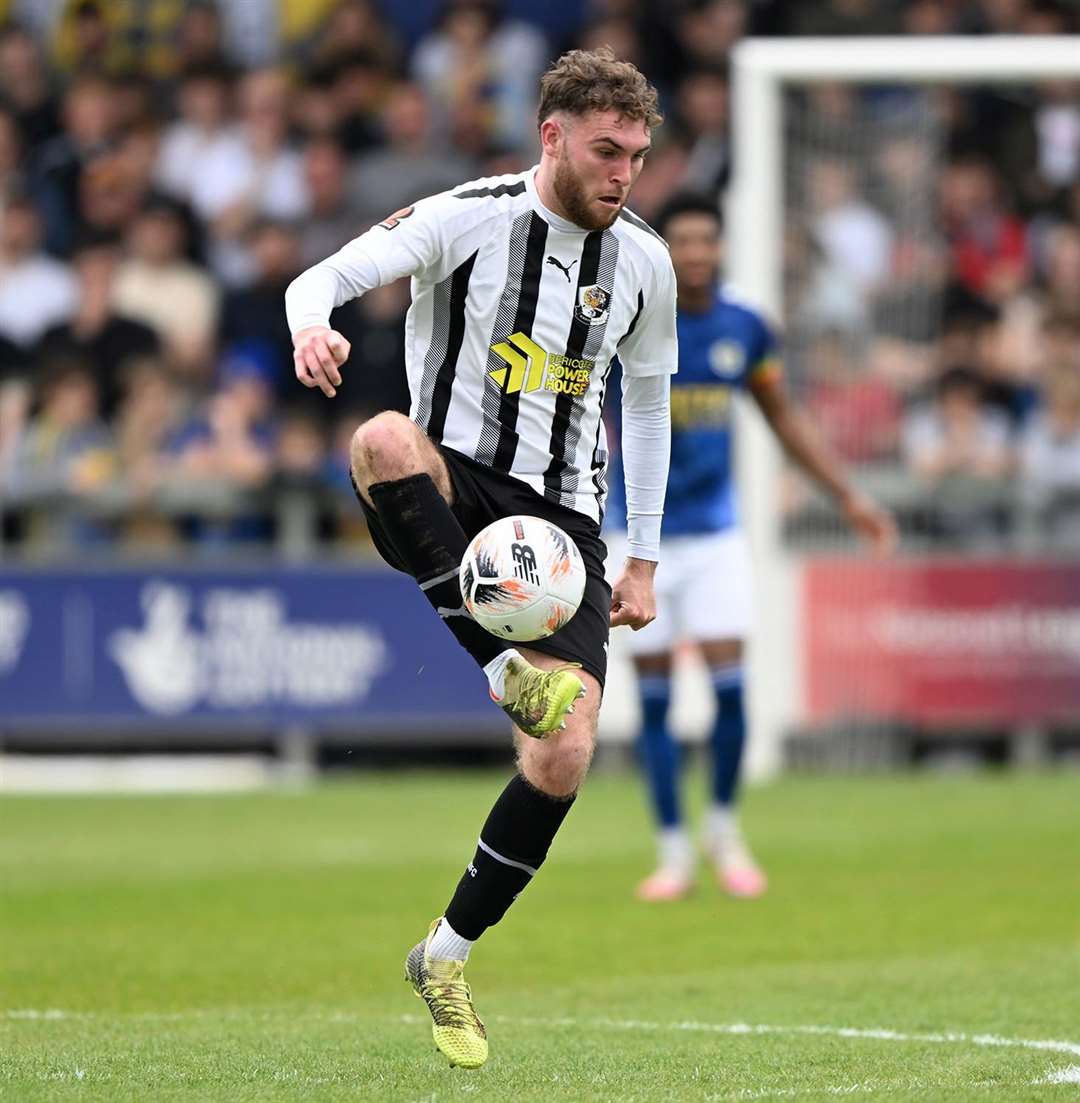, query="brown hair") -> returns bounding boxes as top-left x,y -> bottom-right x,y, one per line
537,46 -> 662,131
